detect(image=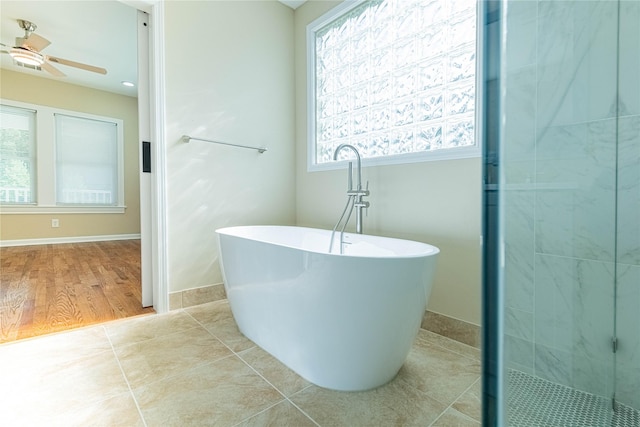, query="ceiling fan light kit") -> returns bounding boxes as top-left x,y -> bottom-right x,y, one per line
9,46 -> 44,66
2,19 -> 107,77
